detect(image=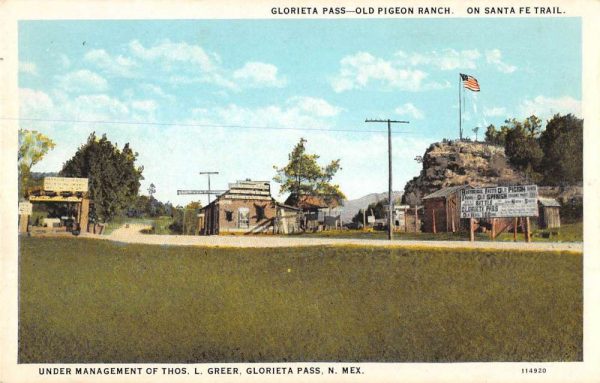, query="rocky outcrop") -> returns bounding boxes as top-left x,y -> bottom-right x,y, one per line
403,140 -> 527,205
